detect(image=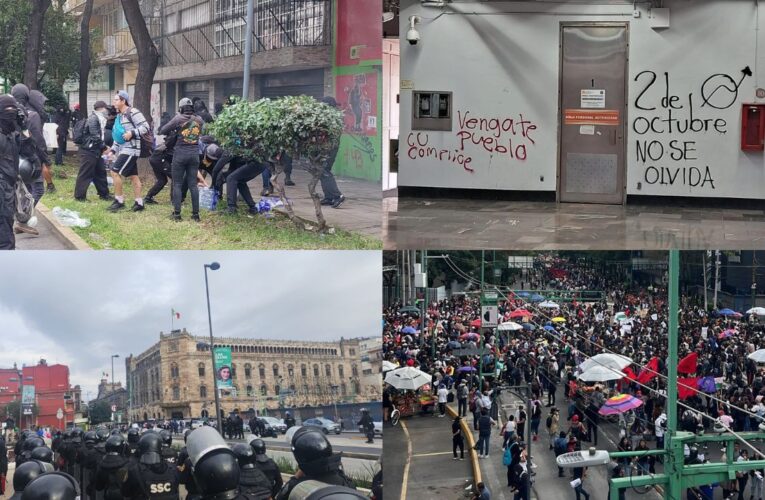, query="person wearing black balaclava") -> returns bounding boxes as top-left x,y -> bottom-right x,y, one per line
11,84 -> 50,200
0,95 -> 23,250
191,97 -> 214,124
